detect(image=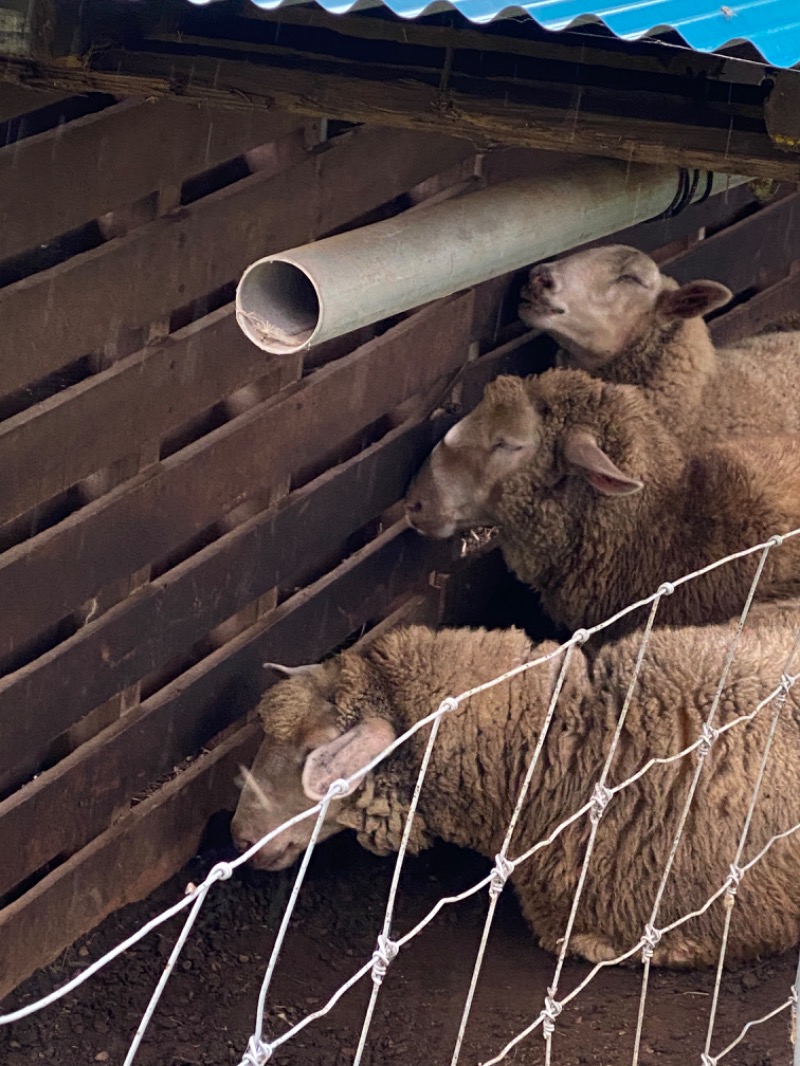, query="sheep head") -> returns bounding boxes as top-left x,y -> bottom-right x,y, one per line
518,244 -> 731,370
406,370 -> 645,541
231,659 -> 396,870
405,375 -> 541,538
